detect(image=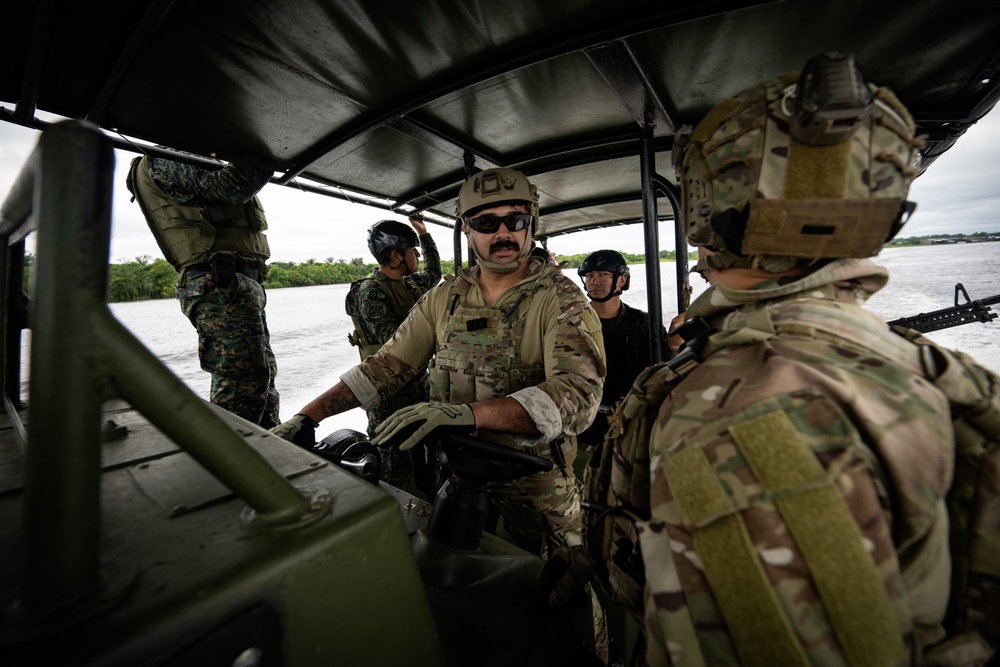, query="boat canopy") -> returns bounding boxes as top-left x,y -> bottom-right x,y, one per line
2,0 -> 999,239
